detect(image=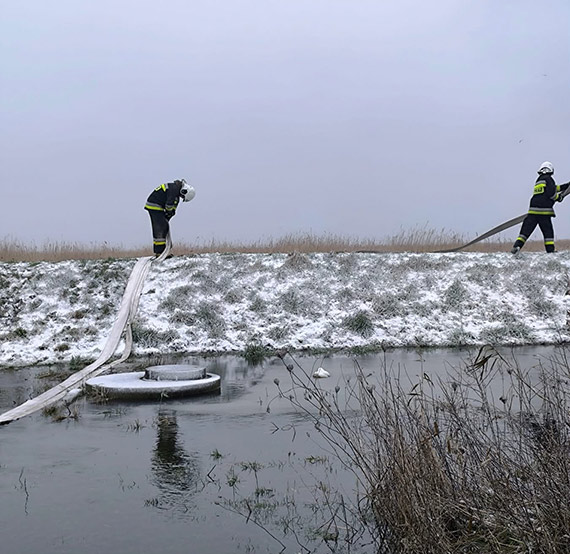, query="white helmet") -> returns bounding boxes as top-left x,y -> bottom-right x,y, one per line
538,161 -> 554,174
178,179 -> 195,202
